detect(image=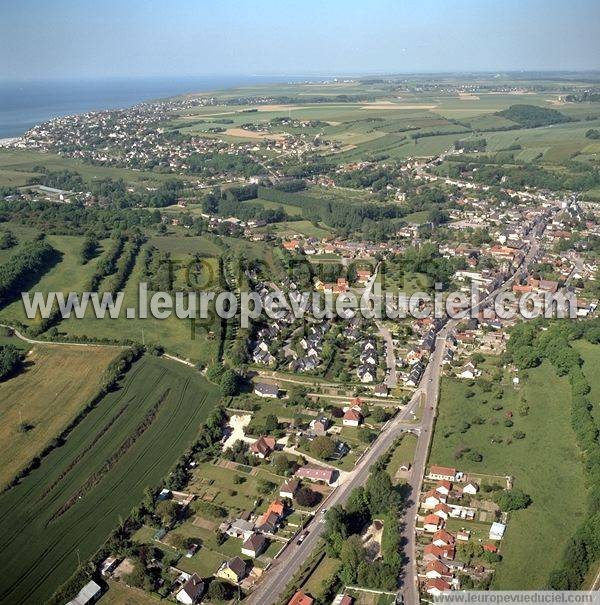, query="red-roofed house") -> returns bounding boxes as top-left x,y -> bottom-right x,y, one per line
426,578 -> 452,597
288,591 -> 314,605
343,408 -> 363,427
435,480 -> 452,496
428,466 -> 457,481
433,503 -> 452,520
250,436 -> 277,459
295,465 -> 335,484
423,514 -> 444,533
423,543 -> 455,562
433,530 -> 456,548
425,559 -> 451,580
